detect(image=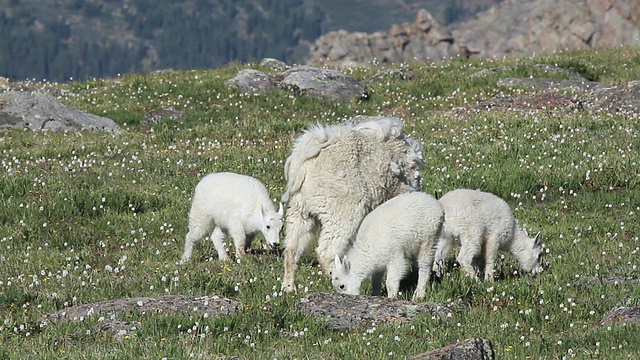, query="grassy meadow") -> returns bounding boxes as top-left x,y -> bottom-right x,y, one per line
1,46 -> 639,359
